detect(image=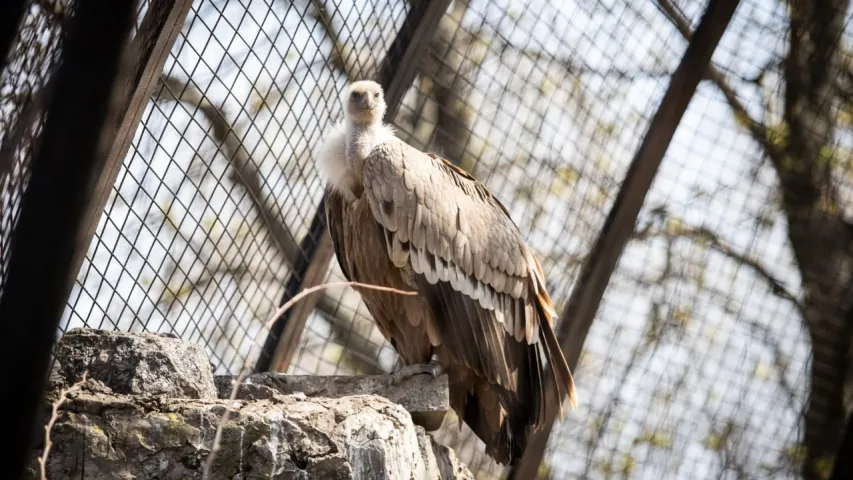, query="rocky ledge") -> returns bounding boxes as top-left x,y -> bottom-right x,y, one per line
26,328 -> 471,480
